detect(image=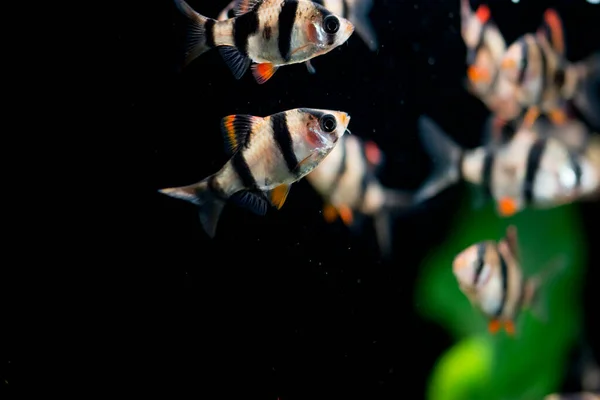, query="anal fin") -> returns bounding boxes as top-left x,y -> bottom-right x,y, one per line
305,60 -> 316,74
488,319 -> 501,334
219,46 -> 251,79
267,184 -> 291,209
251,63 -> 279,84
323,204 -> 339,223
